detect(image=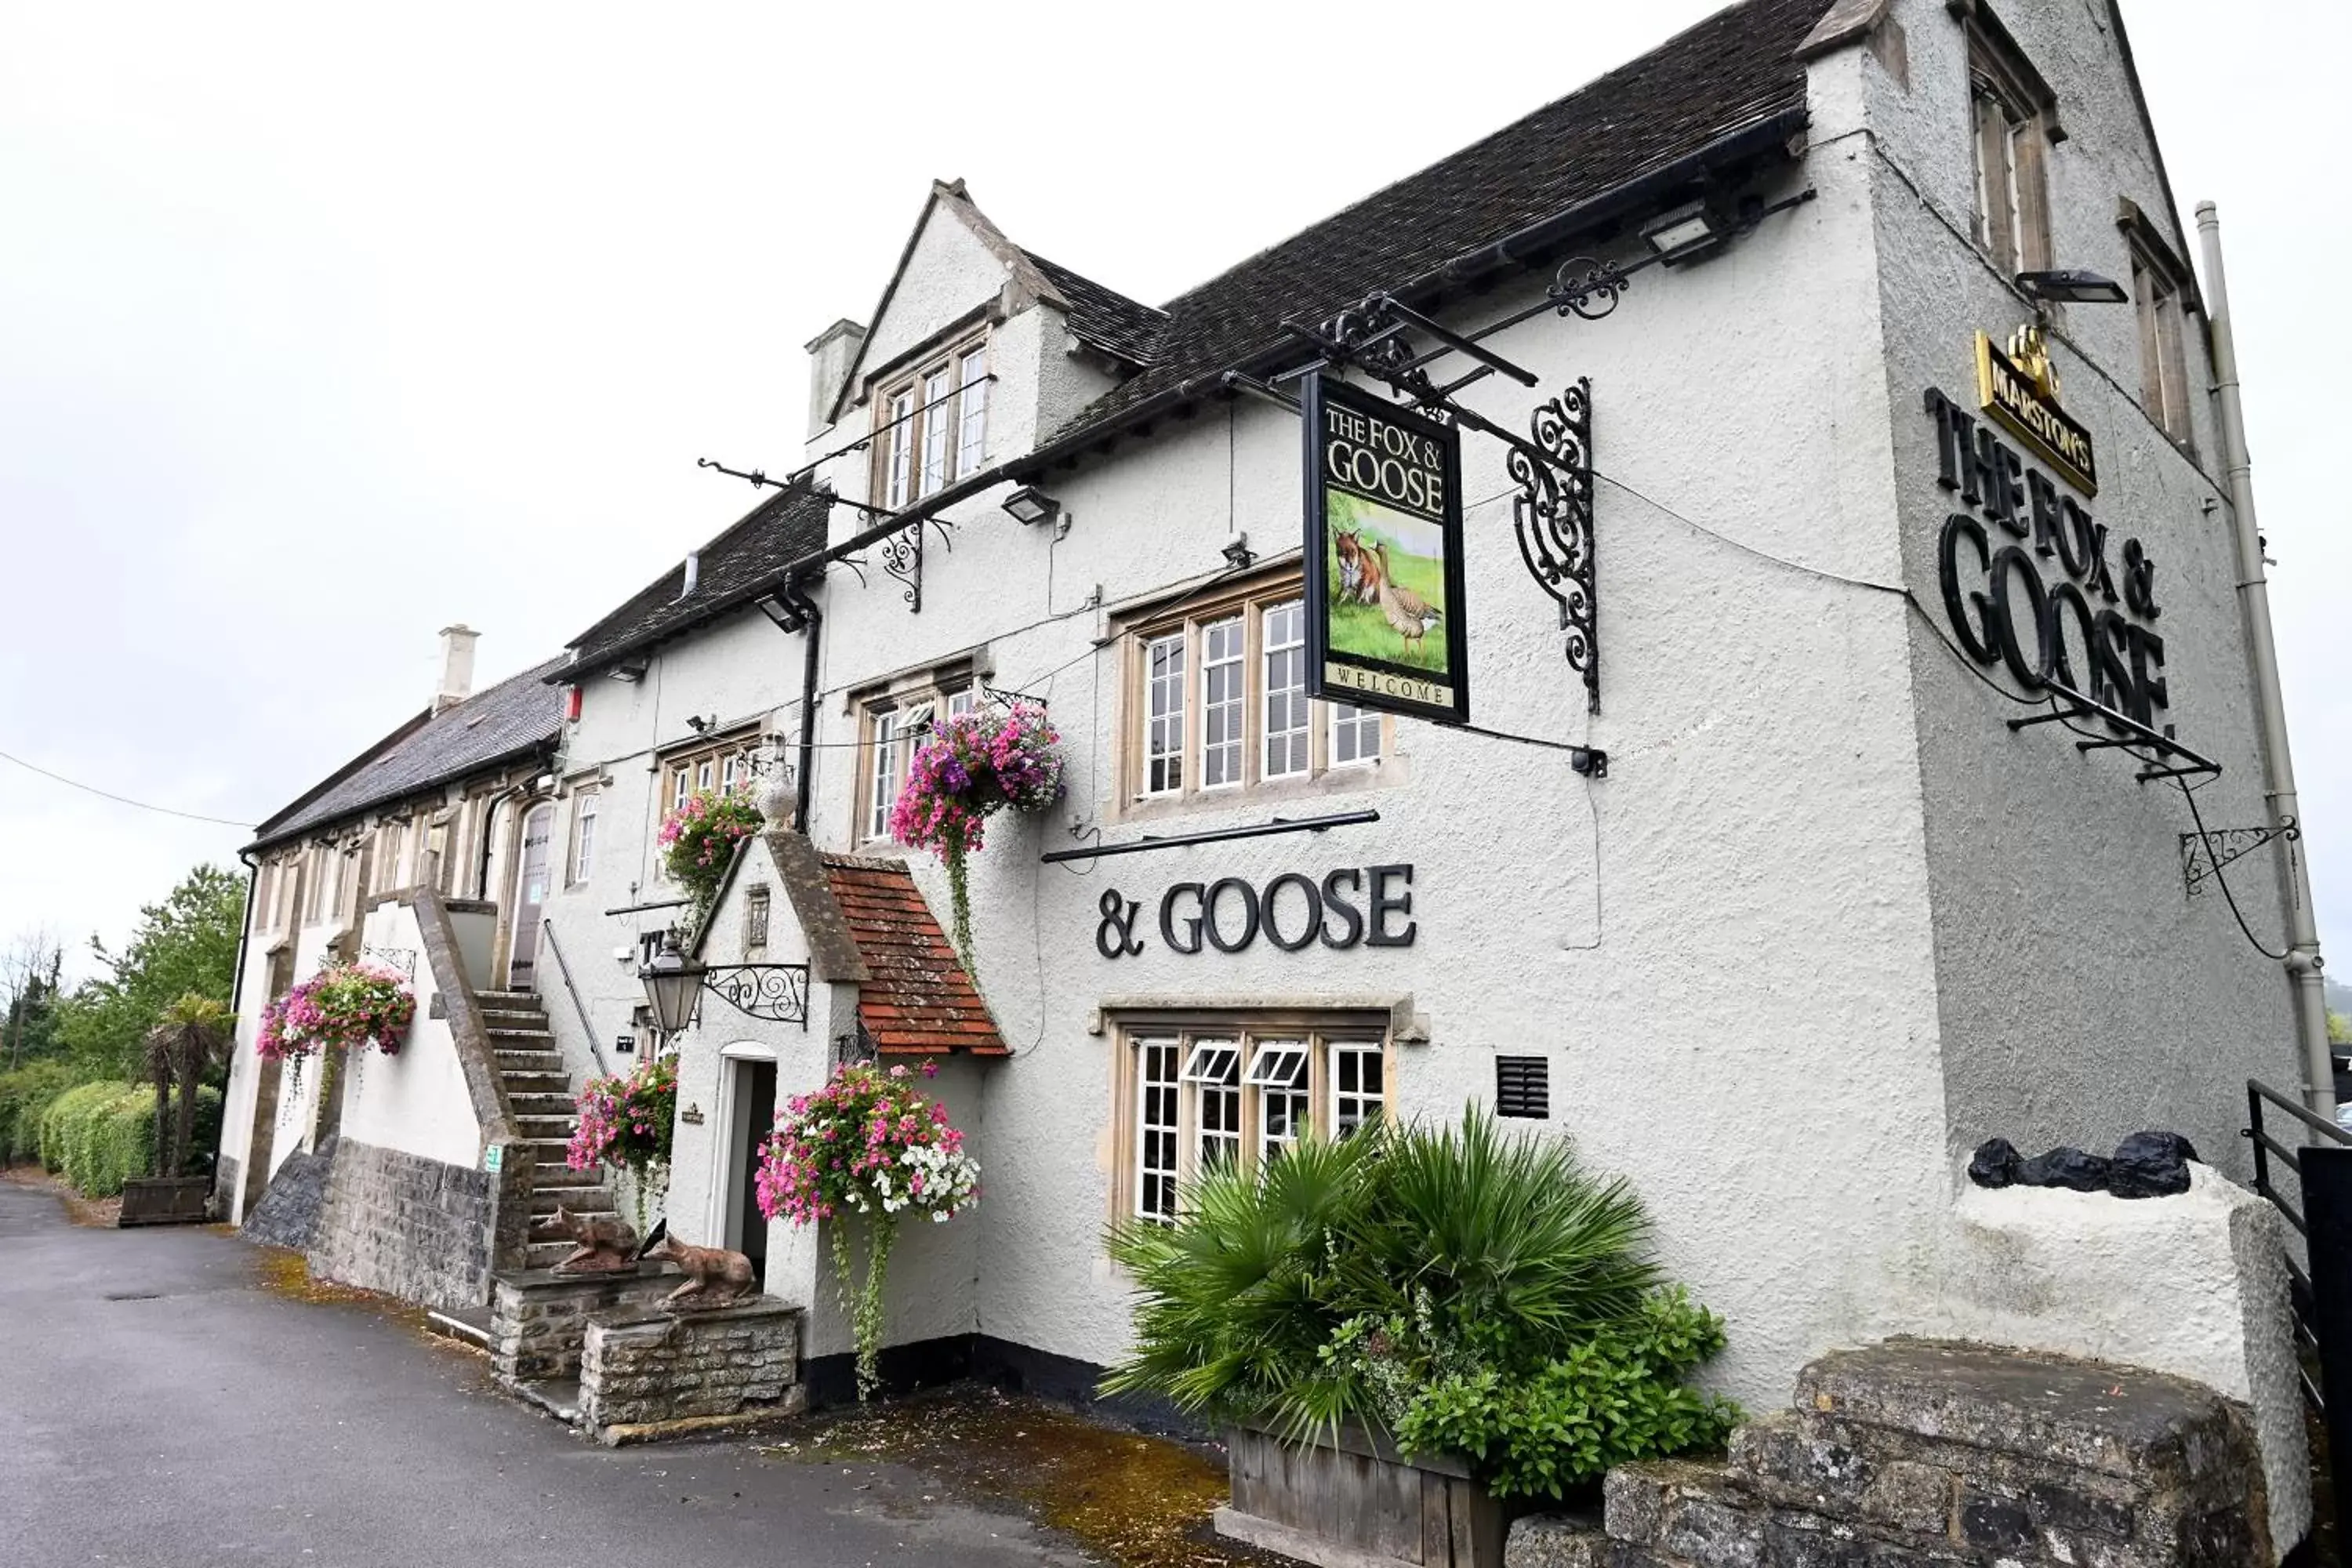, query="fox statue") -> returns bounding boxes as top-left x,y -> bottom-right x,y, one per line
548,1205 -> 638,1276
645,1232 -> 757,1309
